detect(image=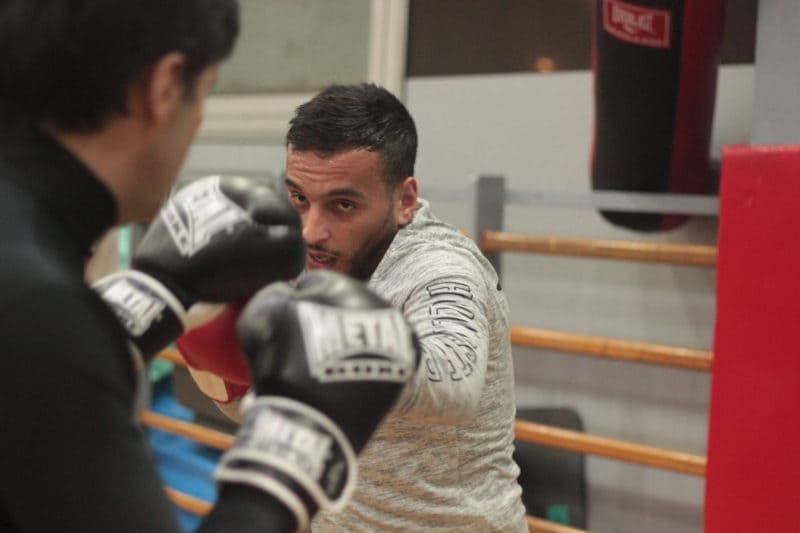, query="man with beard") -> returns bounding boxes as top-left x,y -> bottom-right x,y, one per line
179,83 -> 527,531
